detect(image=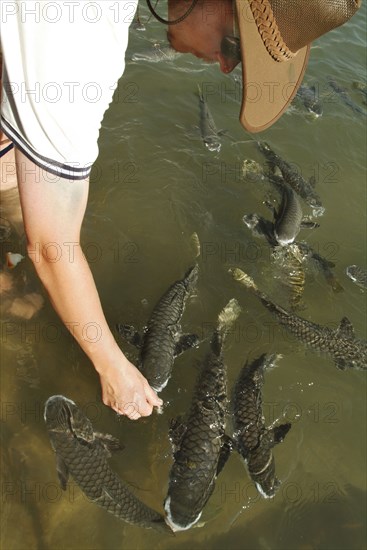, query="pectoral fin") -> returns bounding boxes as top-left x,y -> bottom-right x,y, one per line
174,334 -> 200,356
116,324 -> 142,348
169,417 -> 187,453
271,423 -> 291,446
337,317 -> 355,339
56,454 -> 69,491
300,220 -> 320,229
95,432 -> 124,455
264,200 -> 277,218
216,435 -> 233,476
